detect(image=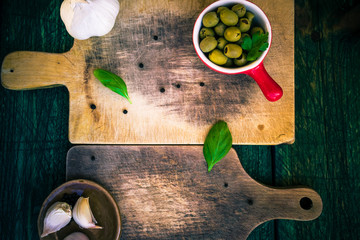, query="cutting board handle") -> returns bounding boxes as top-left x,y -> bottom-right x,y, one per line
258,186 -> 323,222
1,51 -> 77,90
